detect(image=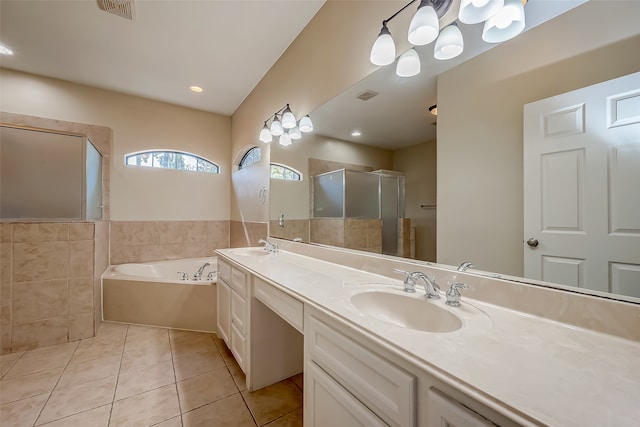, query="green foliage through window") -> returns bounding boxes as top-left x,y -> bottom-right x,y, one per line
125,150 -> 219,174
270,163 -> 302,181
239,147 -> 261,169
